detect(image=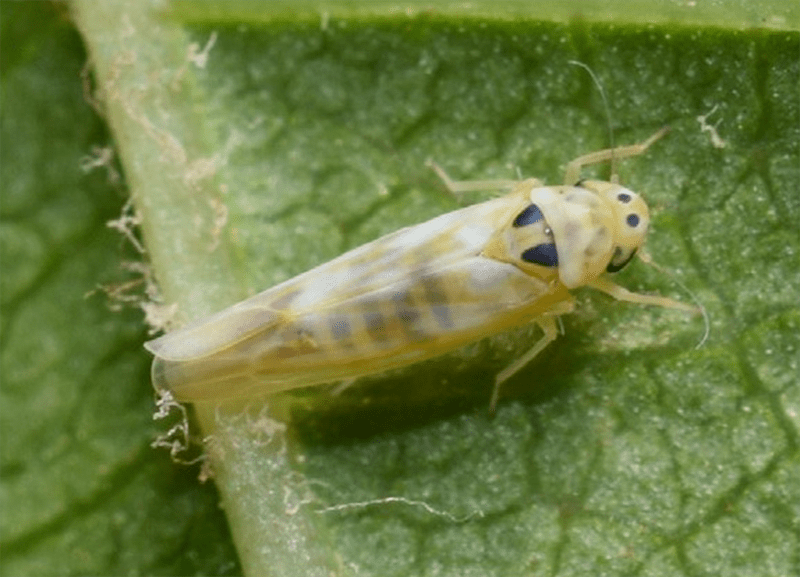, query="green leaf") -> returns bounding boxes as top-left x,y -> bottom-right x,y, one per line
0,3 -> 239,576
4,1 -> 798,575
